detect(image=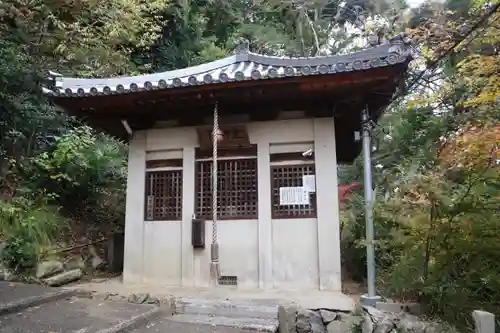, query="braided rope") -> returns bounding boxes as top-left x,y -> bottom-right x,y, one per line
212,102 -> 219,249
